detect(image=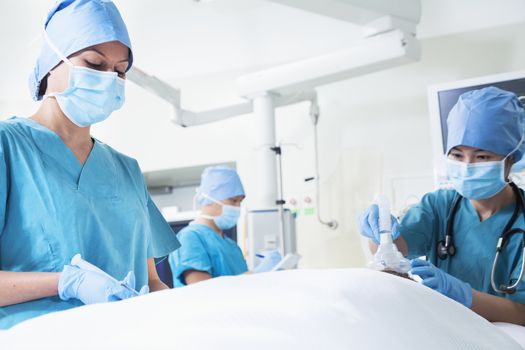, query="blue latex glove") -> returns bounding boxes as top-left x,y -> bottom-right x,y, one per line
58,265 -> 149,305
359,204 -> 400,245
410,259 -> 472,308
253,250 -> 282,273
